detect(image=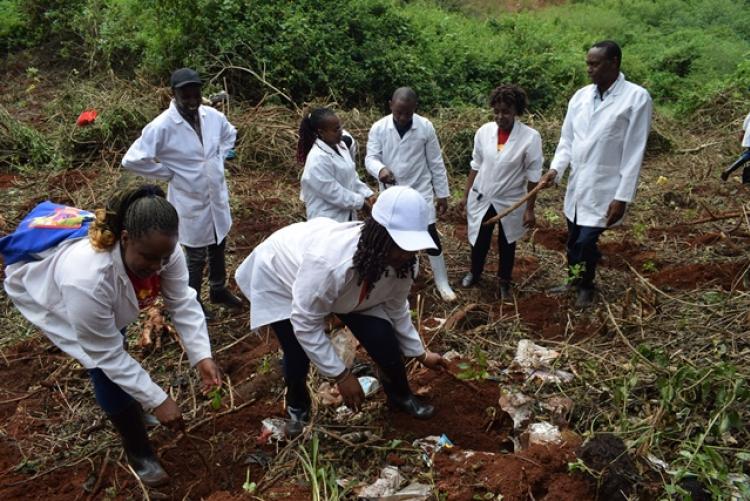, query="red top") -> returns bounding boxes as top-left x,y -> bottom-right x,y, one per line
497,129 -> 510,151
126,269 -> 162,310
